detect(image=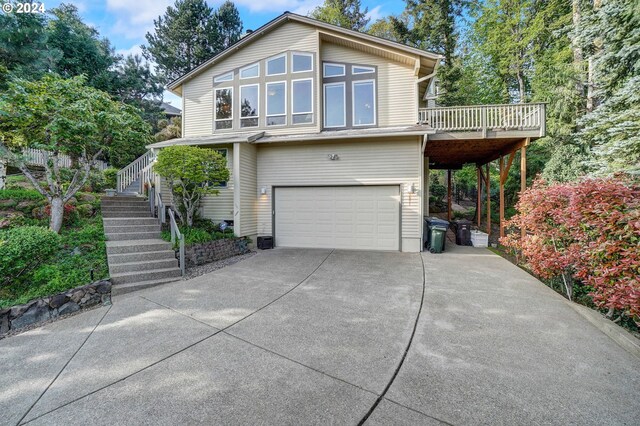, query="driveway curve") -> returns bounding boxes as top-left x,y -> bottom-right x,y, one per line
1,247 -> 638,425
